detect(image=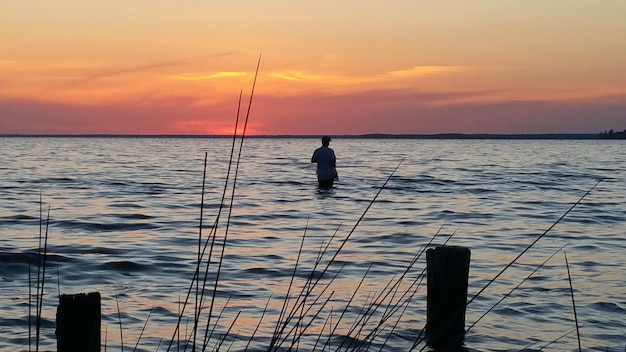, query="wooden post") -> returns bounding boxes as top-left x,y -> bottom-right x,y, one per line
56,292 -> 101,352
426,246 -> 470,350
